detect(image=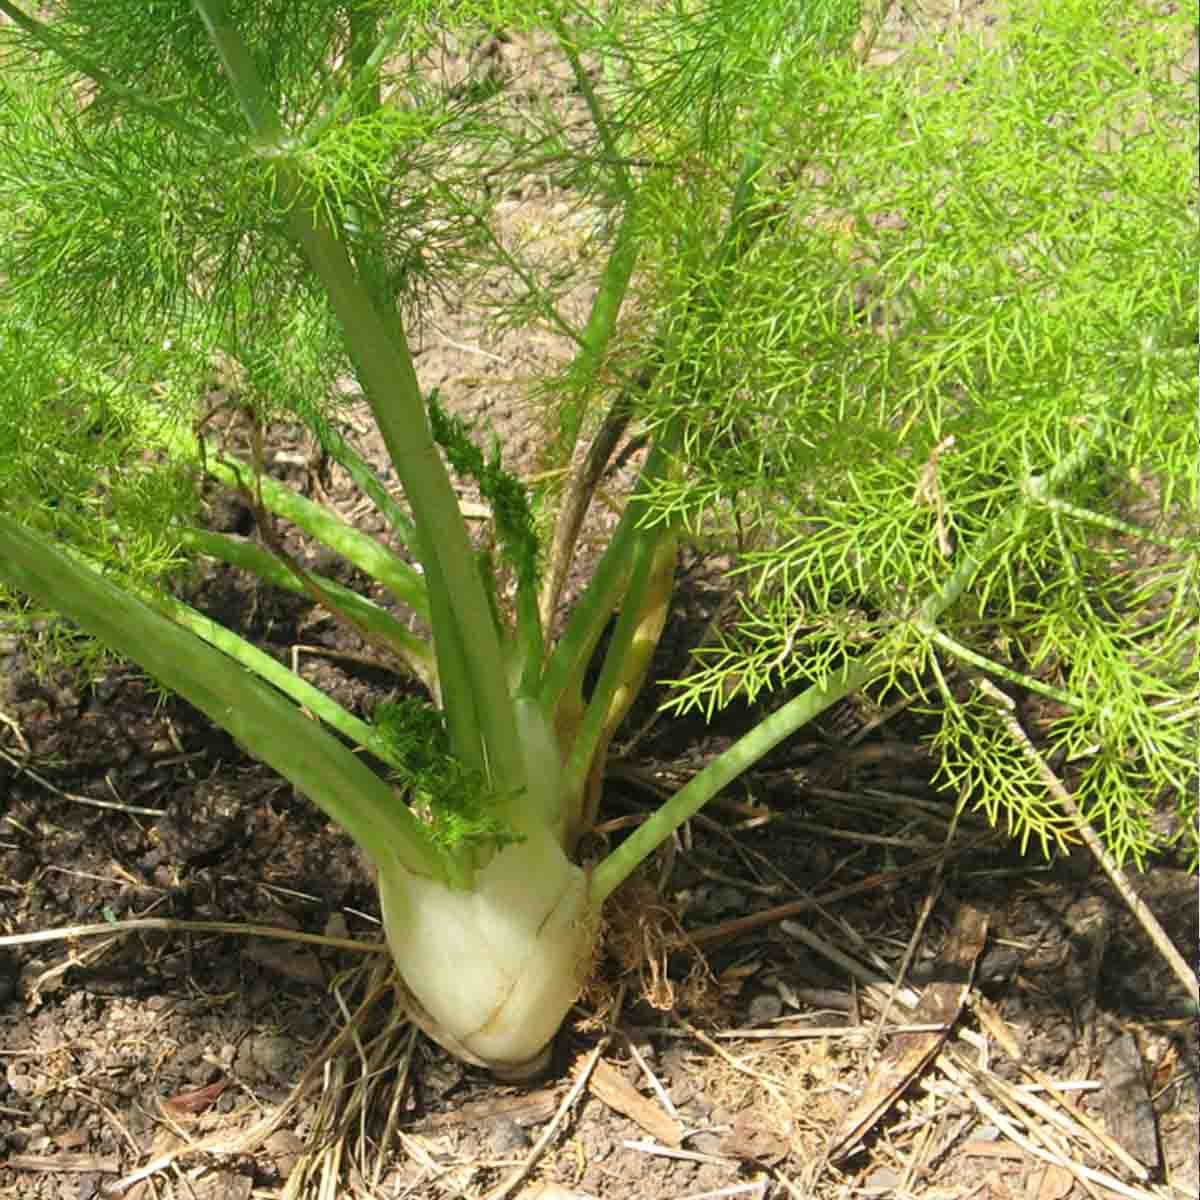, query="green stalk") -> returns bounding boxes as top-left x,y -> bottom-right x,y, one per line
535,162 -> 640,620
177,527 -> 436,690
550,6 -> 633,197
560,532 -> 654,794
537,395 -> 636,630
546,24 -> 637,456
521,9 -> 642,626
317,423 -> 417,549
1024,486 -> 1195,552
589,659 -> 877,903
343,1 -> 390,313
422,558 -> 488,784
538,203 -> 641,622
539,443 -> 671,715
192,0 -> 523,792
147,587 -> 411,769
561,533 -> 652,796
170,433 -> 430,619
563,530 -> 676,845
514,579 -> 546,695
591,418 -> 1110,902
0,513 -> 446,883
